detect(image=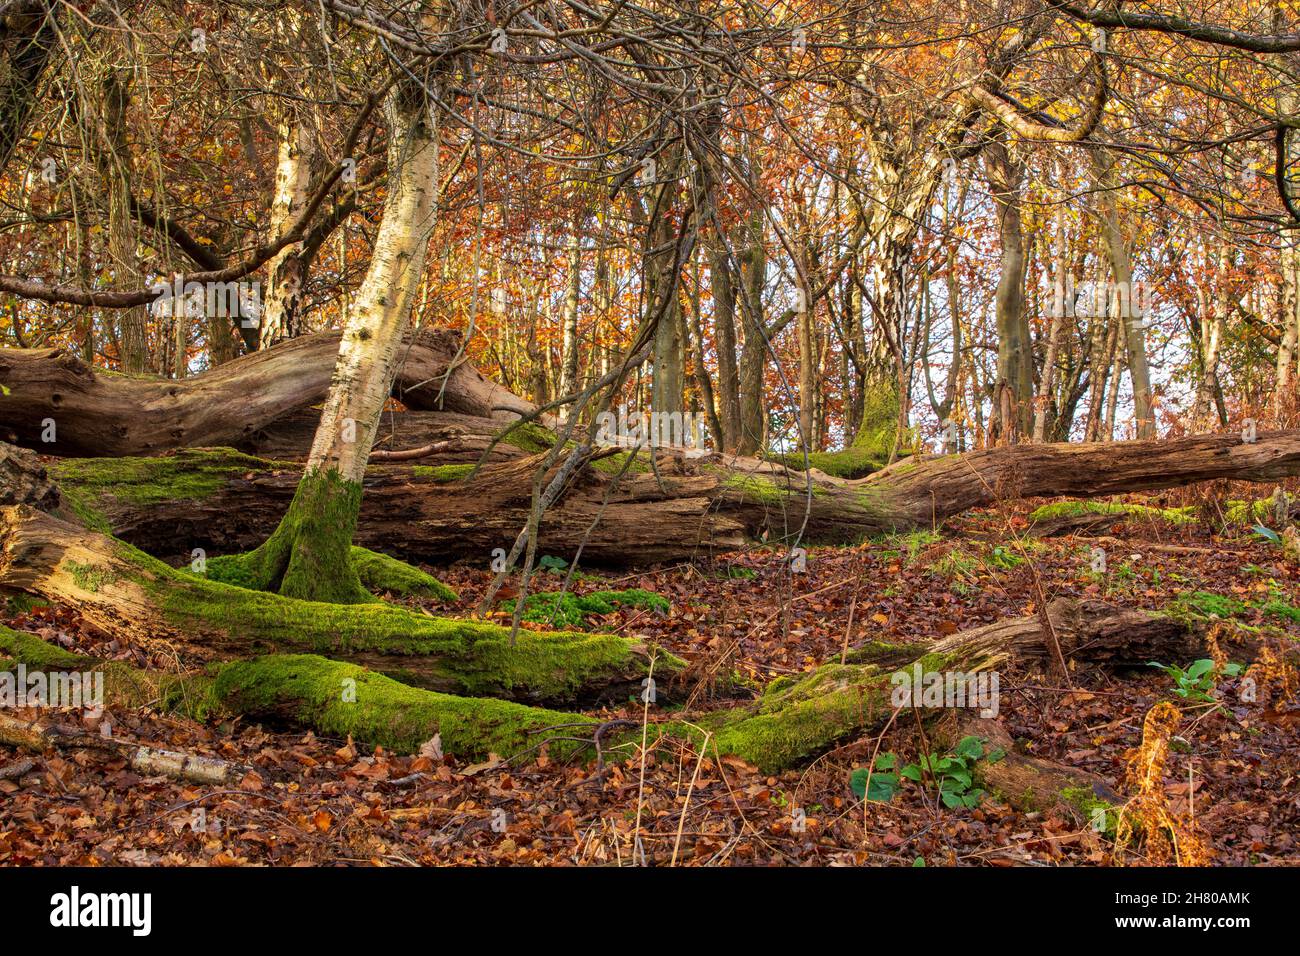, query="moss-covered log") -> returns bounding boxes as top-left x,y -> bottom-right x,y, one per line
0,328 -> 538,457
0,505 -> 679,704
36,426 -> 1300,568
2,594 -> 1246,775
